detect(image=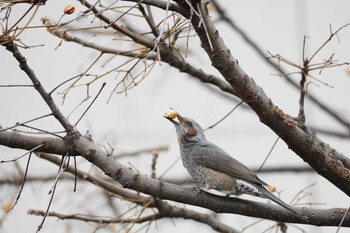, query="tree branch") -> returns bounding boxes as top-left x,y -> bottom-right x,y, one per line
180,0 -> 350,196
53,1 -> 238,98
38,153 -> 240,233
1,1 -> 350,230
2,38 -> 75,133
41,17 -> 156,60
28,209 -> 160,224
211,0 -> 350,131
41,1 -> 238,99
0,130 -> 349,226
158,44 -> 237,96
